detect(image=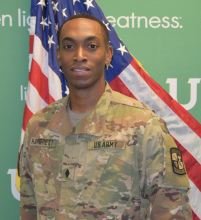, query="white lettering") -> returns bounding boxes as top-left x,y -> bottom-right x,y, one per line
171,16 -> 180,28
2,15 -> 12,26
117,16 -> 129,28
23,11 -> 26,27
162,16 -> 170,28
138,16 -> 148,28
166,78 -> 201,110
166,78 -> 177,99
18,8 -> 21,26
149,16 -> 161,28
27,16 -> 31,26
107,16 -> 116,27
21,85 -> 23,101
20,85 -> 27,101
106,13 -> 182,29
7,169 -> 20,201
130,13 -> 137,28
